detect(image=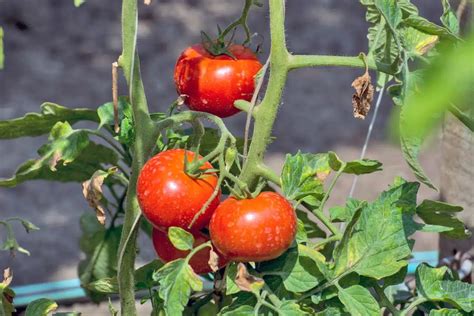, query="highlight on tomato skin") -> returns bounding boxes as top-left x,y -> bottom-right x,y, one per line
174,43 -> 263,118
209,191 -> 297,262
136,149 -> 221,230
152,228 -> 227,275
